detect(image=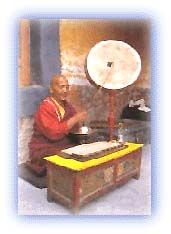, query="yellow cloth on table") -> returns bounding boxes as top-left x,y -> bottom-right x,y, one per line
44,142 -> 143,171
